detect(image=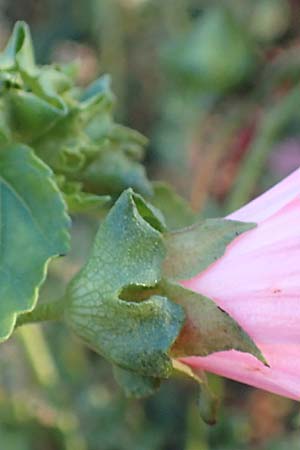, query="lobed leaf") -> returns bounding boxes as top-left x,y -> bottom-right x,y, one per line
0,143 -> 70,341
